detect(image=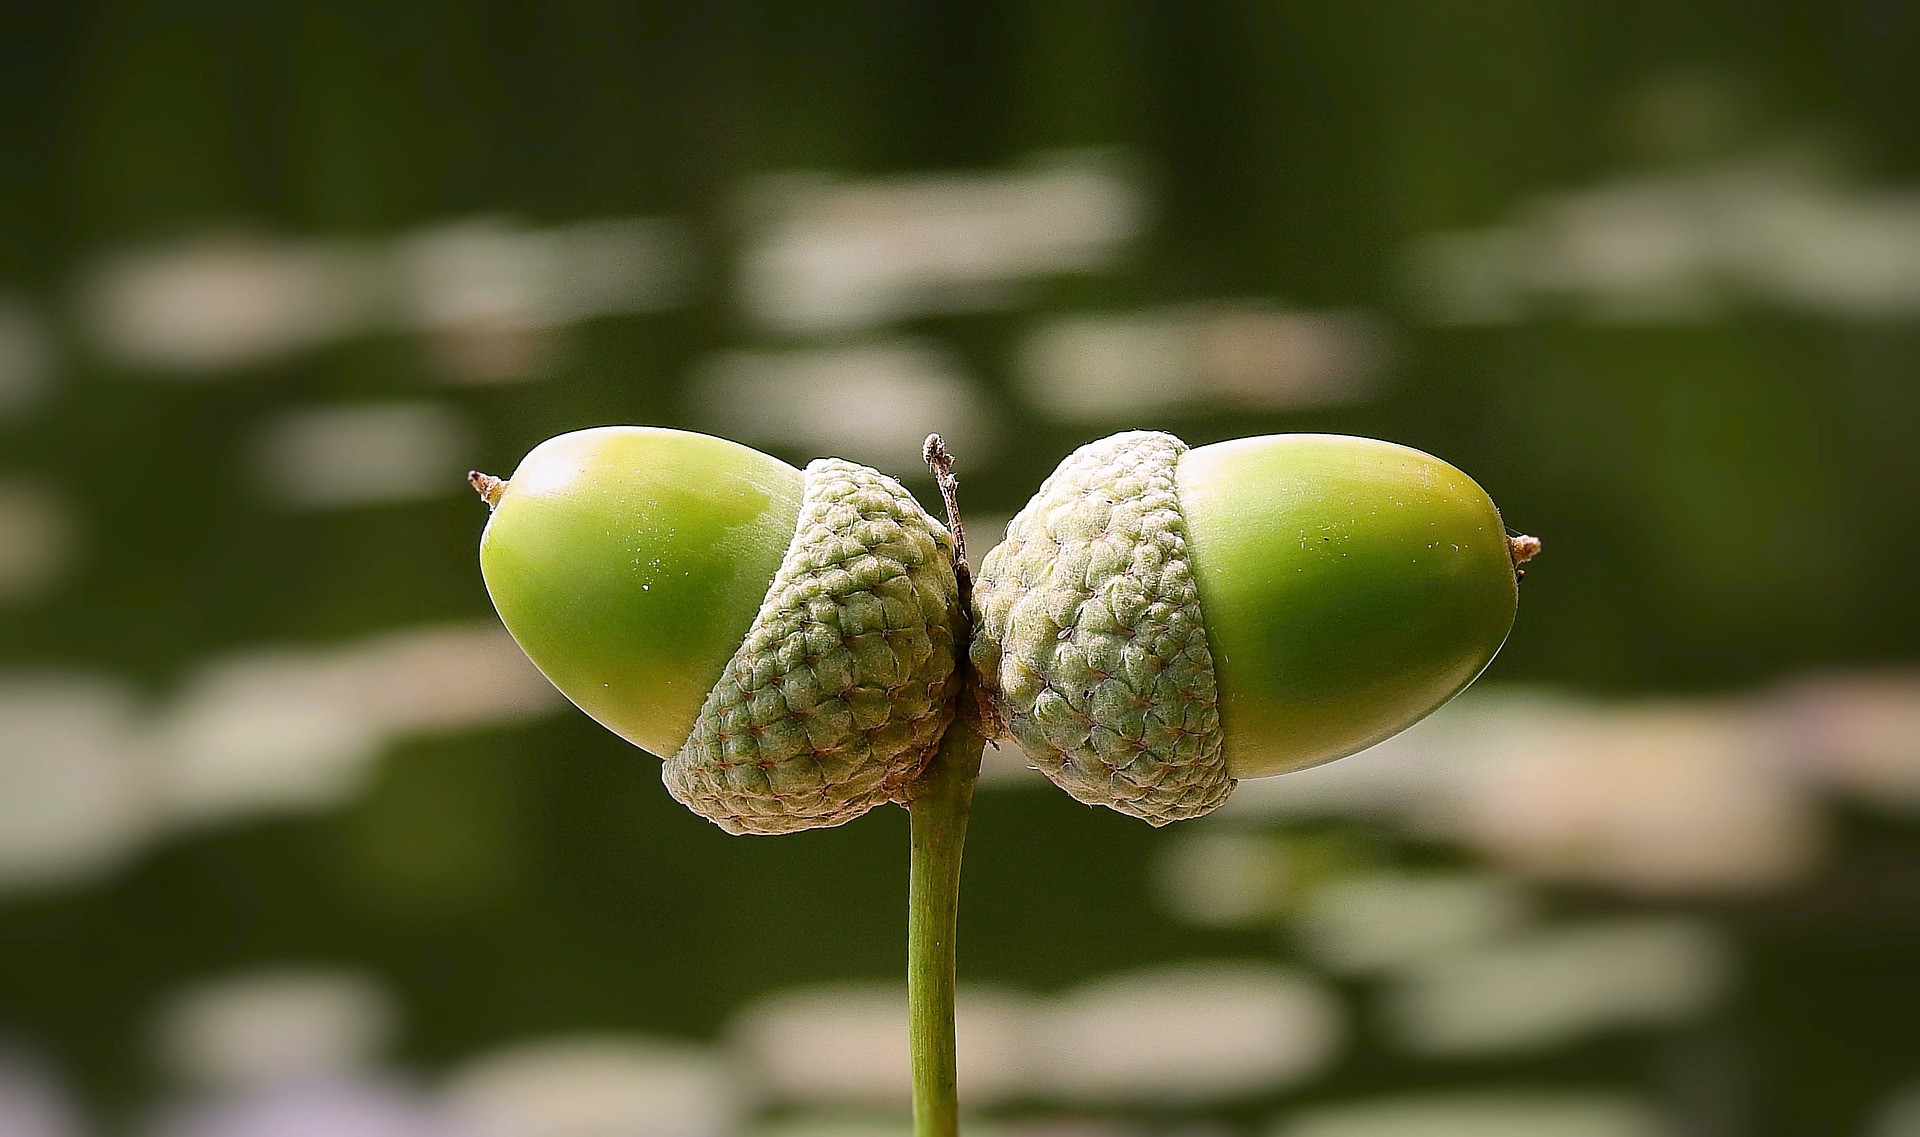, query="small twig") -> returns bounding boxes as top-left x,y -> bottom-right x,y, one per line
922,434 -> 973,615
923,435 -> 1004,739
